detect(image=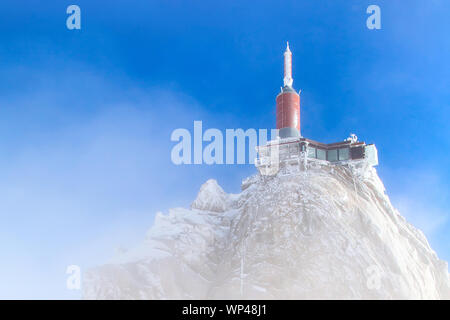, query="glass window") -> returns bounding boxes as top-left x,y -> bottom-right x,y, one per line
338,148 -> 349,161
307,147 -> 316,158
327,149 -> 338,162
317,149 -> 326,160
